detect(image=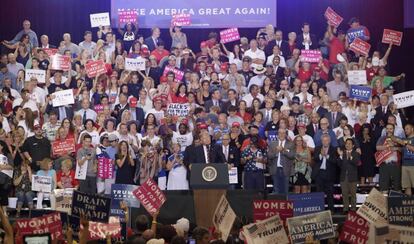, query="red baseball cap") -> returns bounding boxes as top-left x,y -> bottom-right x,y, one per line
220,63 -> 228,71
231,122 -> 241,128
160,76 -> 168,83
304,102 -> 313,109
198,123 -> 208,129
297,123 -> 306,129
